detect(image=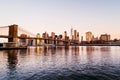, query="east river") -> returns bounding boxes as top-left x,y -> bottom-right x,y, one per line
0,46 -> 120,80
